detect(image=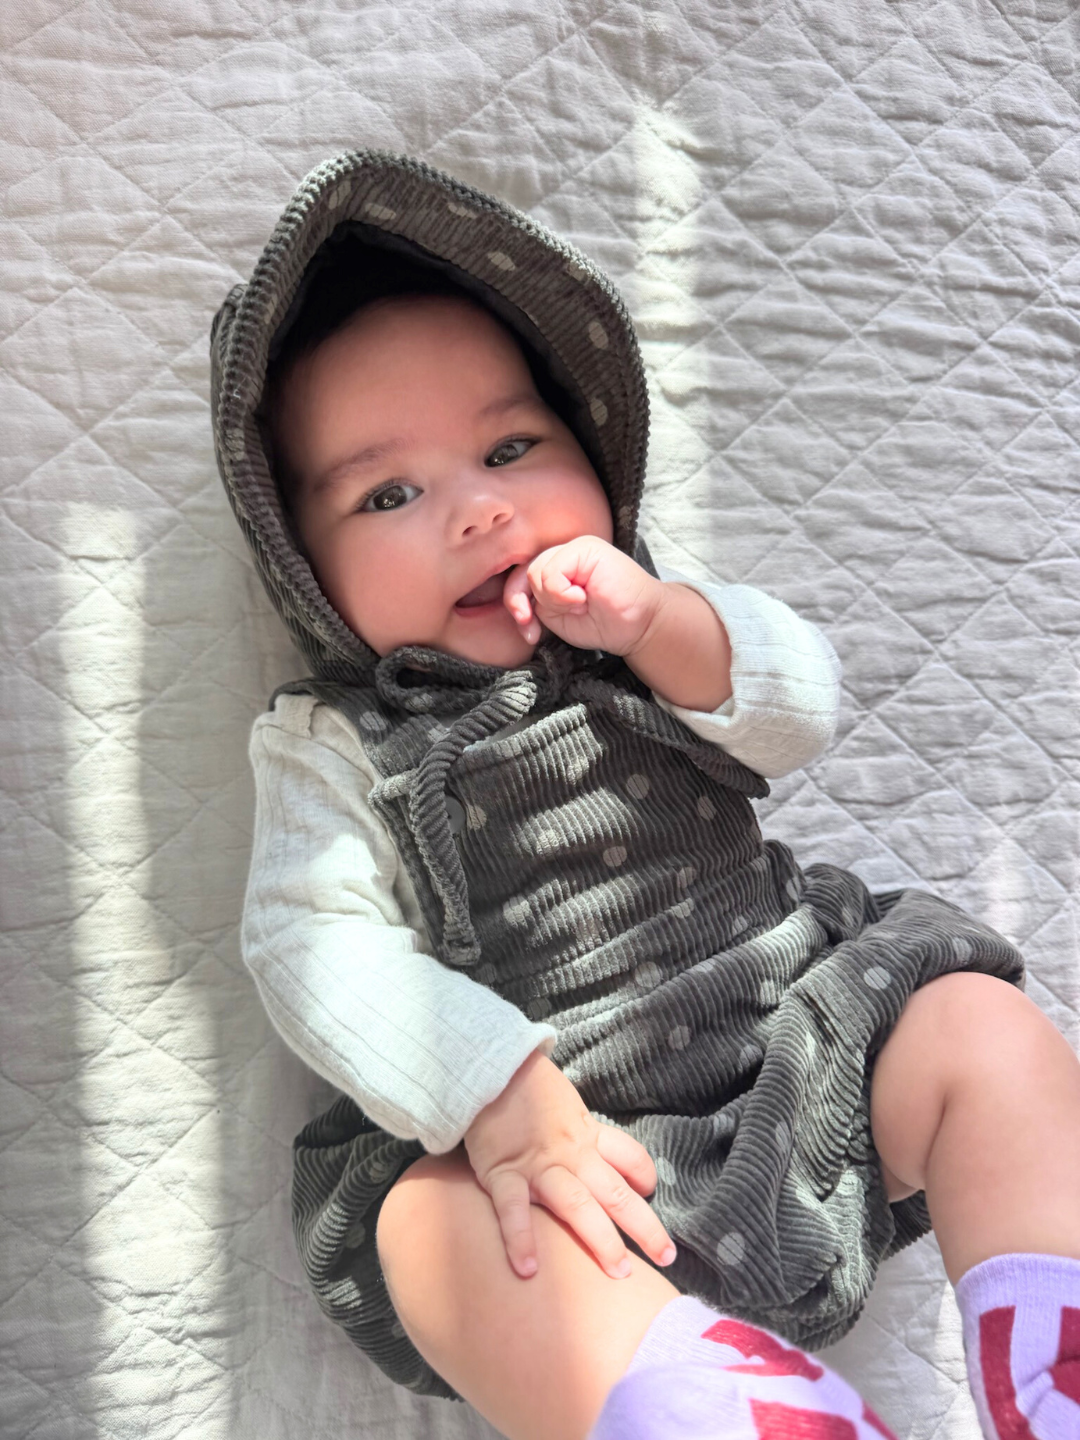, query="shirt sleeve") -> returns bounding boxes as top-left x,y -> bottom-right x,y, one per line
242,693 -> 558,1155
650,564 -> 842,778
